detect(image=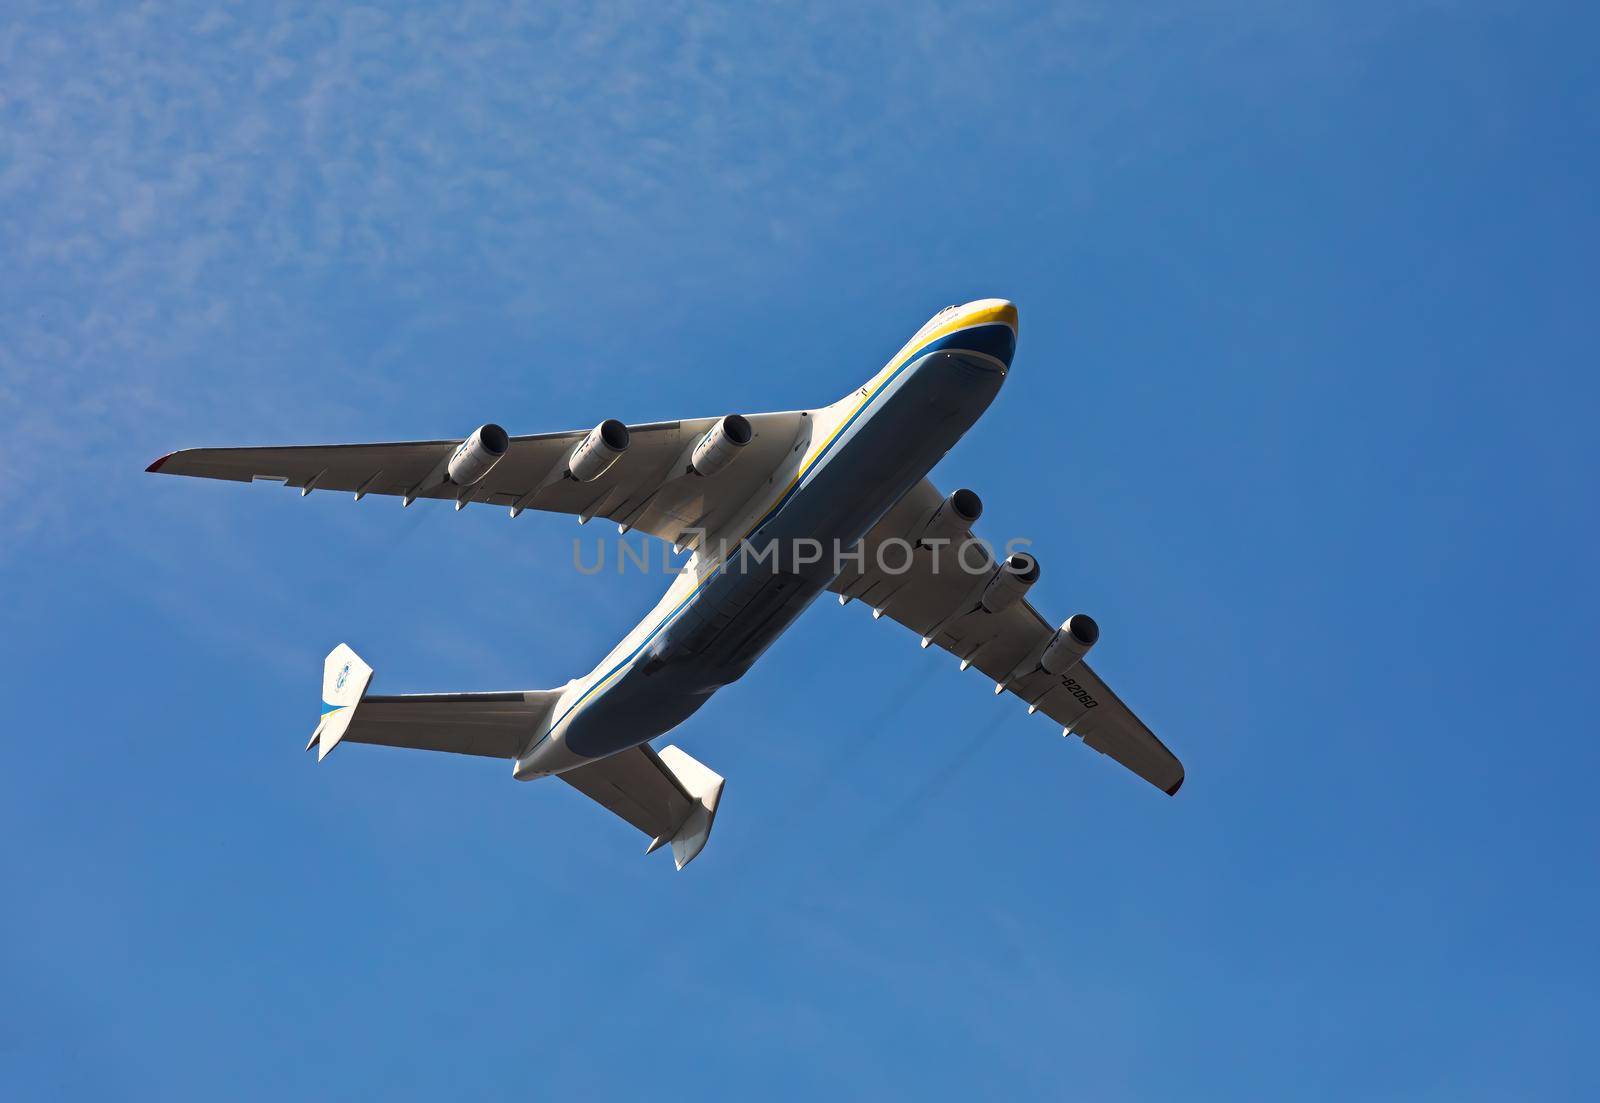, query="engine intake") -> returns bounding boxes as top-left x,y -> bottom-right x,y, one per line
691,414 -> 753,478
913,488 -> 983,547
447,423 -> 510,486
568,419 -> 630,482
1040,613 -> 1099,675
980,552 -> 1039,614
